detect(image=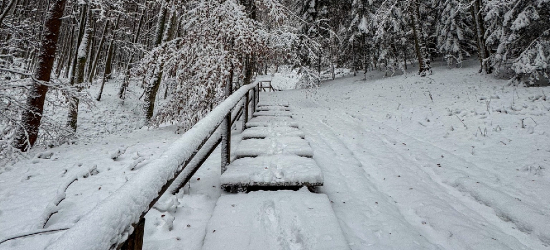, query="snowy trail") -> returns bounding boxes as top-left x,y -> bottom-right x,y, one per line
297,108 -> 439,249
259,89 -> 549,250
